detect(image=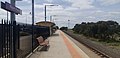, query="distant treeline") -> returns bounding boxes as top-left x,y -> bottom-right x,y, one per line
60,27 -> 68,31
73,21 -> 120,41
